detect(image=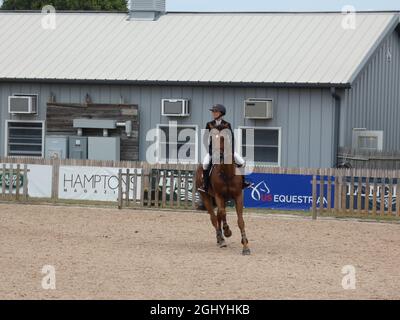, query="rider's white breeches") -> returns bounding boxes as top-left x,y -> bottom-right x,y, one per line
202,152 -> 245,170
